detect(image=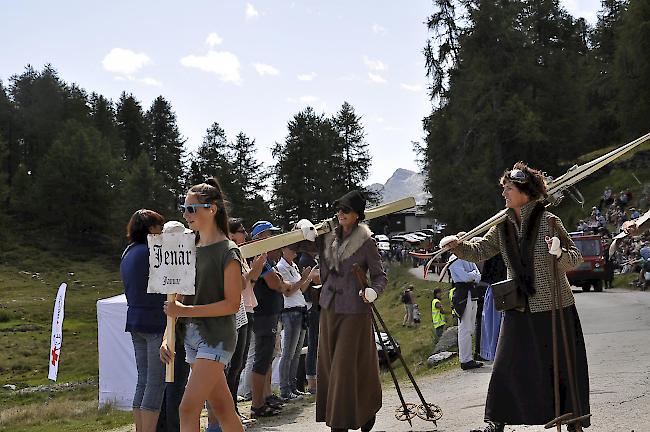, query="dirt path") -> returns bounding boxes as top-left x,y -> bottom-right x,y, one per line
111,287 -> 649,432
